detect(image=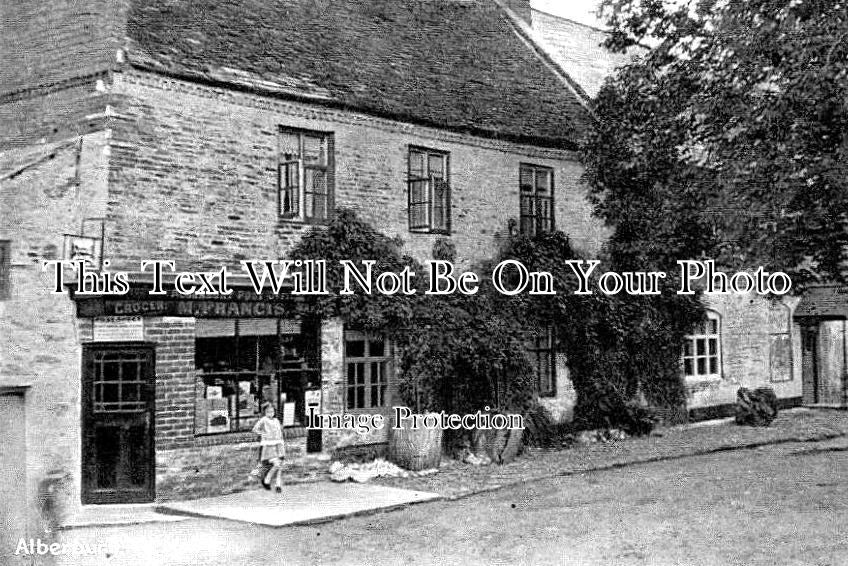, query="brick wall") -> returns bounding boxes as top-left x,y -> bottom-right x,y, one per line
102,70 -> 606,273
